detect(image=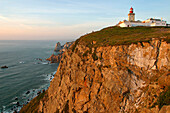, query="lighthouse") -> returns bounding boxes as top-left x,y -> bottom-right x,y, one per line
118,7 -> 168,27
128,7 -> 135,21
